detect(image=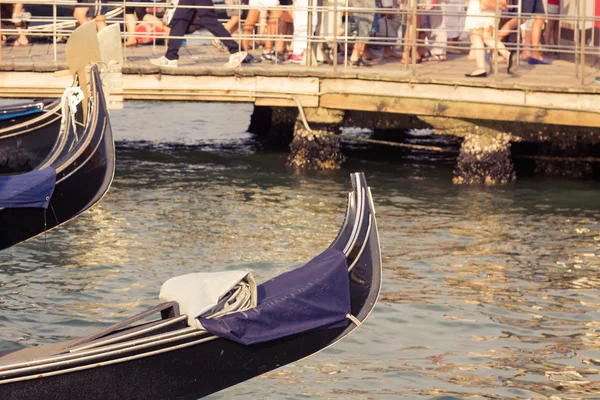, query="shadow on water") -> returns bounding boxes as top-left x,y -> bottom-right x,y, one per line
1,101 -> 599,399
